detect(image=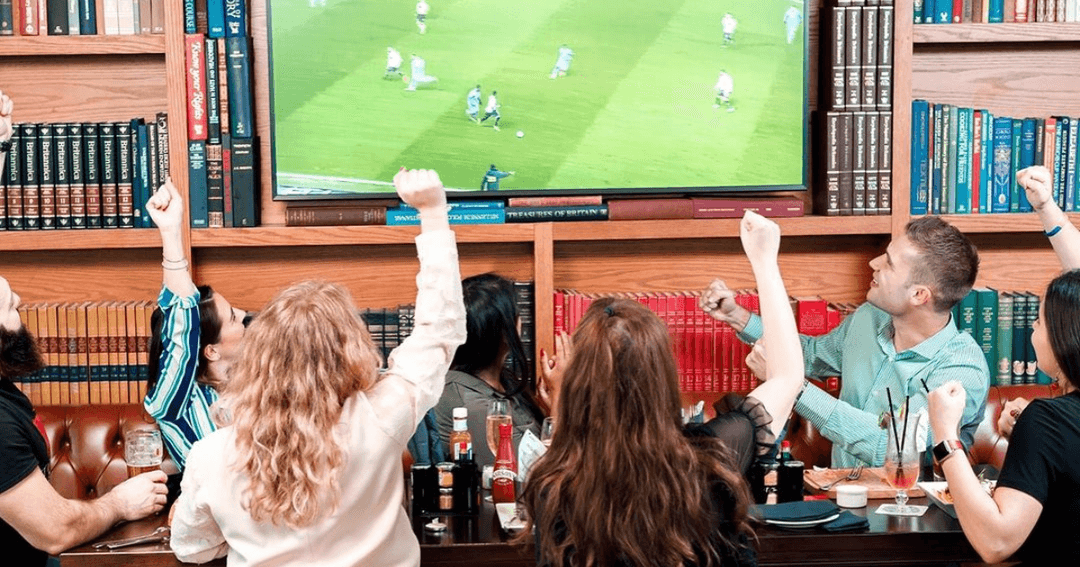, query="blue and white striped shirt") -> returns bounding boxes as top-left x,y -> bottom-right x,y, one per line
741,302 -> 989,467
143,287 -> 219,470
